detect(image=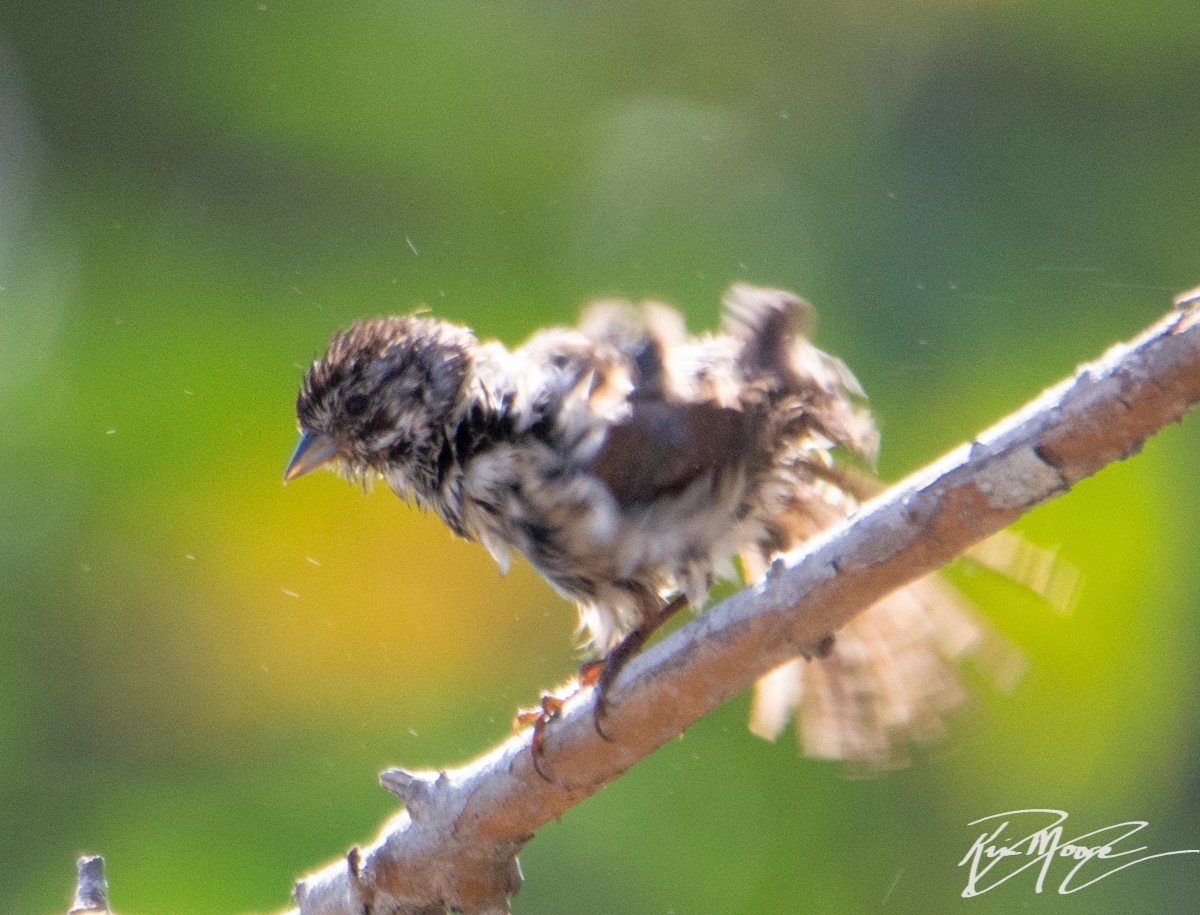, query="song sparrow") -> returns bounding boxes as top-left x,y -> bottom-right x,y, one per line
286,285 -> 1056,769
